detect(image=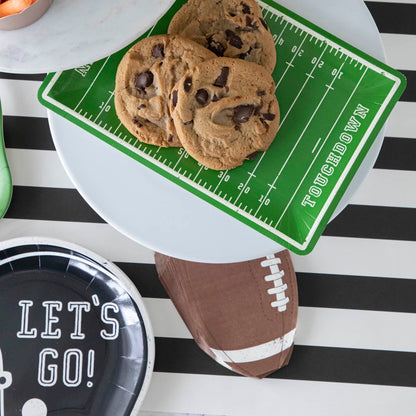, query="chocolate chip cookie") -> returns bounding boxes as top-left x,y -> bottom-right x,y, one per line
115,34 -> 216,147
170,58 -> 280,170
168,0 -> 276,73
